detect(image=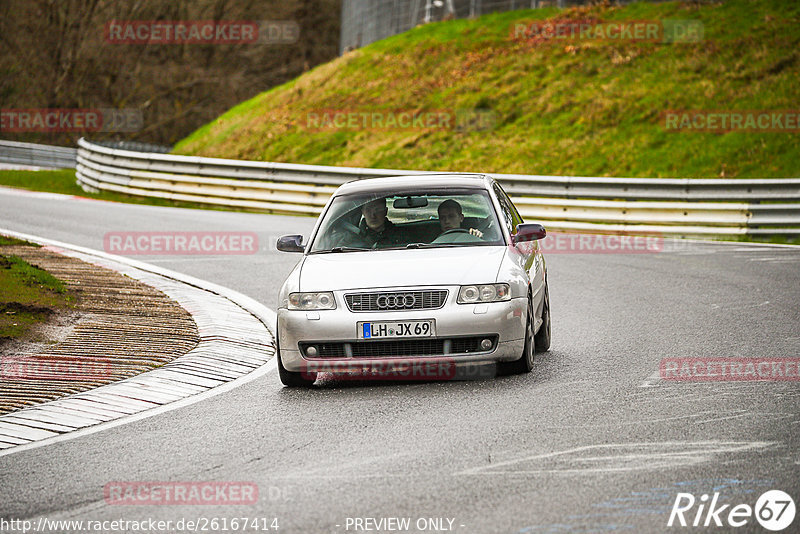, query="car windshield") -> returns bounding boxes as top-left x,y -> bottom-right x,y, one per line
308,188 -> 504,253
